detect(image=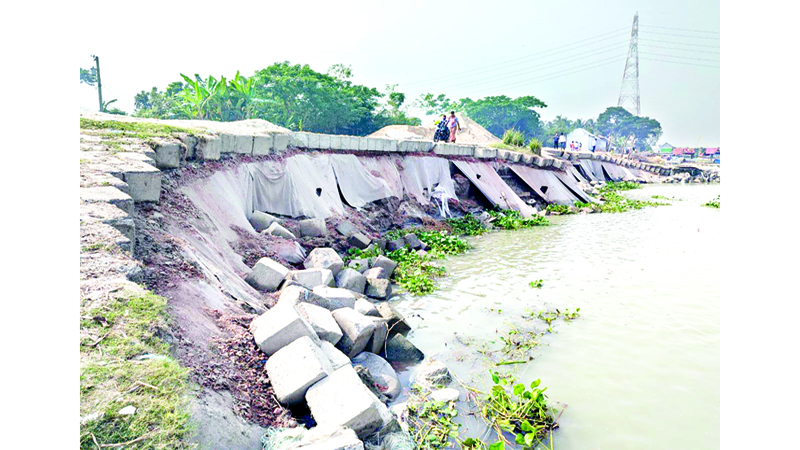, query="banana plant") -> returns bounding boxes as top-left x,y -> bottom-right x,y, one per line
228,71 -> 260,120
